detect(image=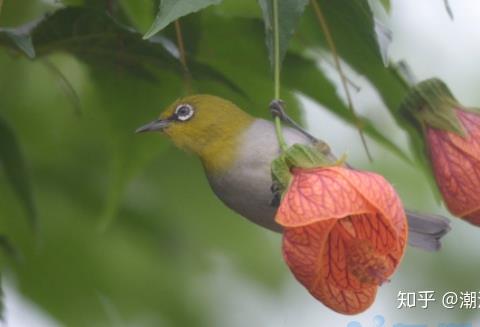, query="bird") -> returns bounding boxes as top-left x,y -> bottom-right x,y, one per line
136,94 -> 450,251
